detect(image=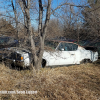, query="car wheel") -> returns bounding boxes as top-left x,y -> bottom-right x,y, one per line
80,59 -> 91,64
85,59 -> 92,63
42,59 -> 46,68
